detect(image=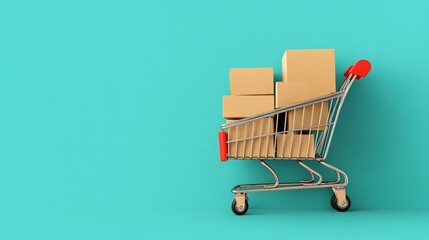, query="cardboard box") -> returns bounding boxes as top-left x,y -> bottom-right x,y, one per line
223,95 -> 274,119
276,133 -> 315,158
282,49 -> 335,86
230,68 -> 274,95
287,102 -> 329,131
276,49 -> 336,131
275,81 -> 335,108
227,118 -> 275,158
